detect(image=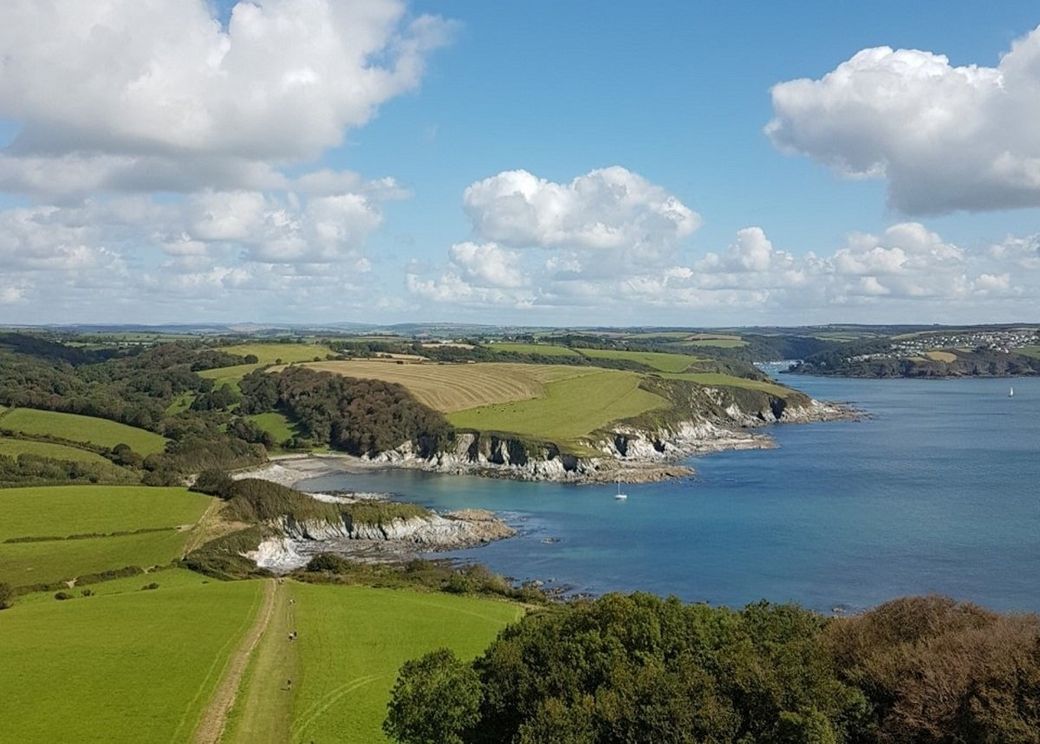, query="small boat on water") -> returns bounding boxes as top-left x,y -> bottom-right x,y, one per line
1009,386 -> 1015,398
615,476 -> 627,500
